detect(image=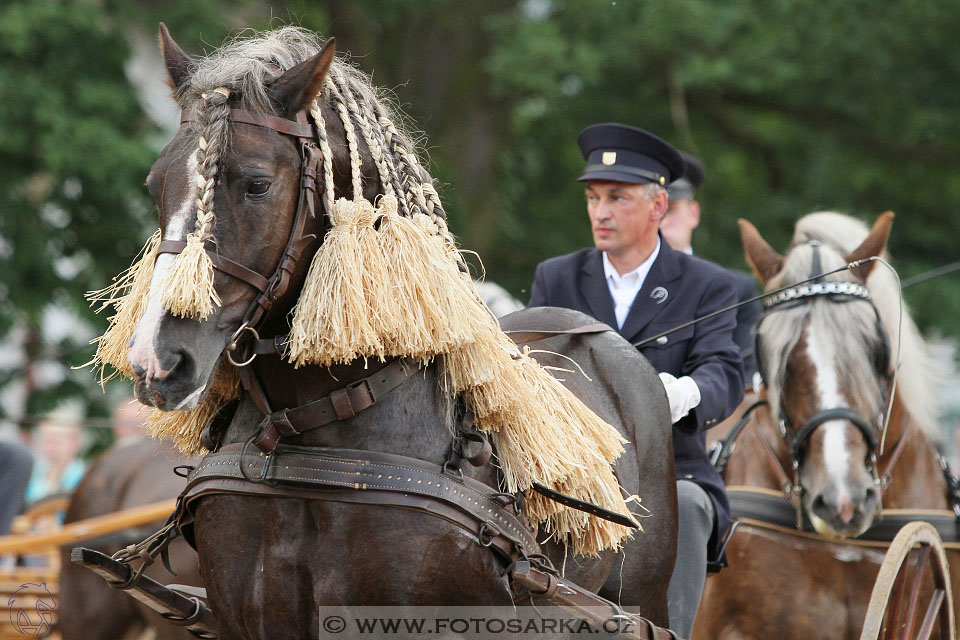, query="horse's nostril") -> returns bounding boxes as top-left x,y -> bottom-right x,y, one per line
132,364 -> 146,380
